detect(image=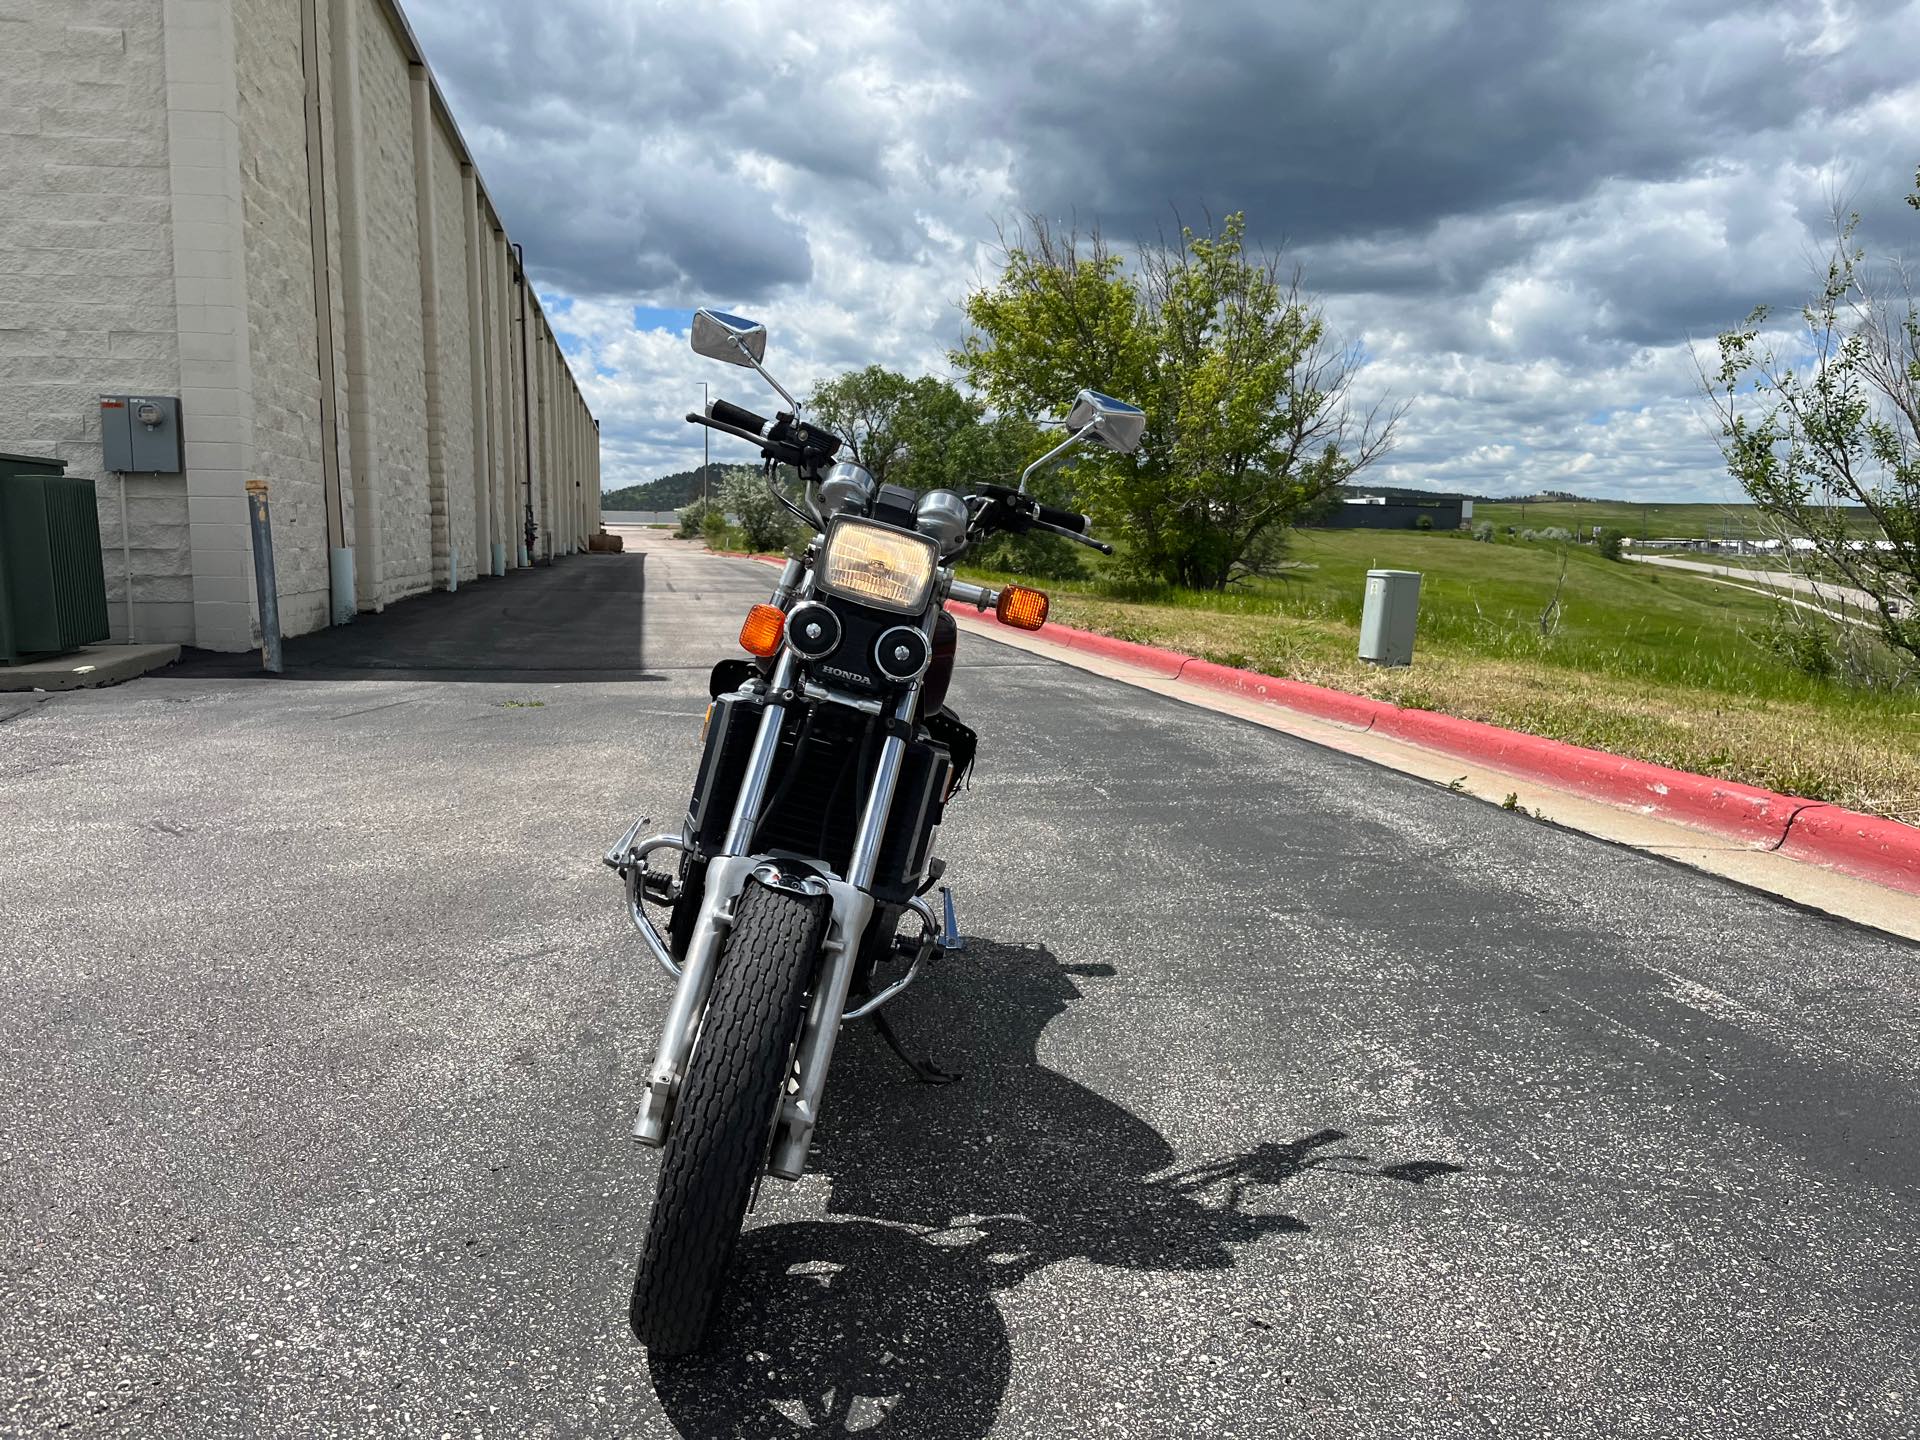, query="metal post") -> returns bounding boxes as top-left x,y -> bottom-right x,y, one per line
117,473 -> 136,643
245,480 -> 283,674
701,381 -> 709,514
